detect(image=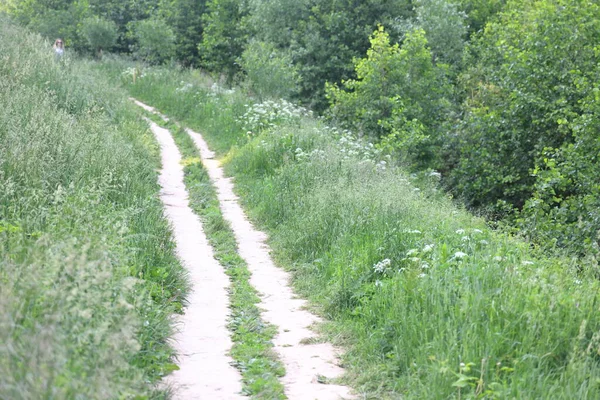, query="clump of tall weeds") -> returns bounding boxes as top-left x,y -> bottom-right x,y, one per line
0,19 -> 187,398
